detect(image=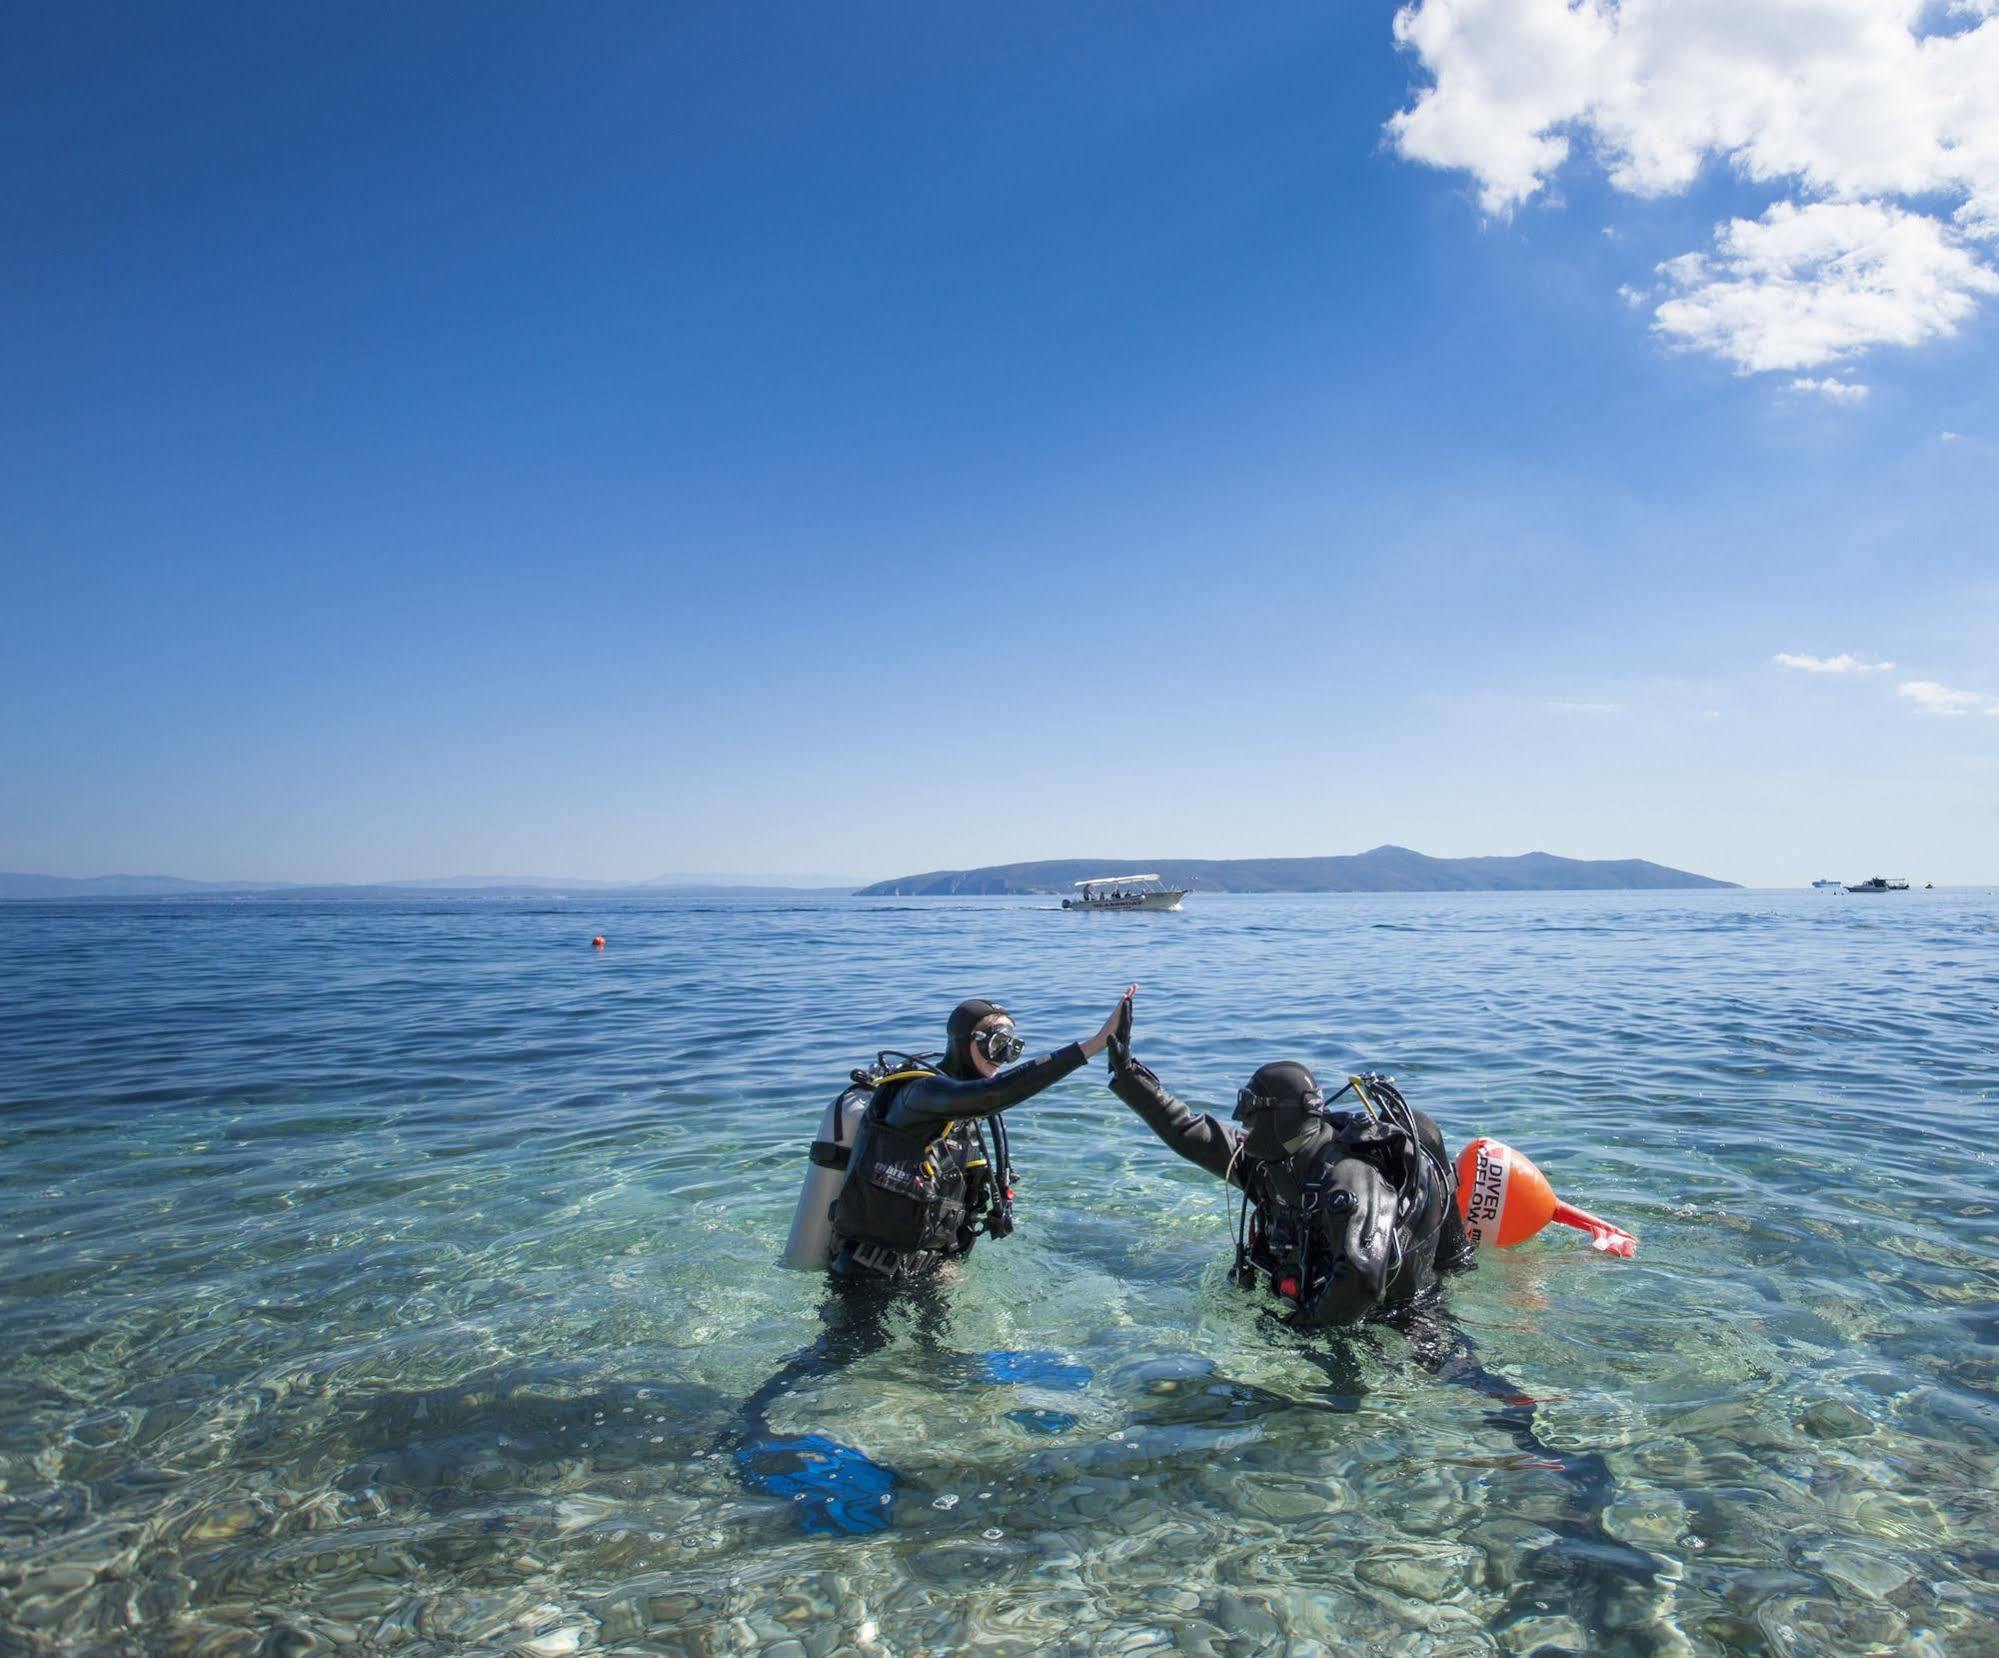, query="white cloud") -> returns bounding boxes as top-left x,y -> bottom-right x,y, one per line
1899,679 -> 1999,715
1655,202 -> 1998,372
1940,430 -> 1962,440
1546,698 -> 1623,714
1387,0 -> 1999,375
1773,651 -> 1894,672
1788,375 -> 1870,404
